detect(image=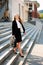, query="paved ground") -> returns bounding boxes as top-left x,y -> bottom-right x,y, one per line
25,43 -> 43,65
38,28 -> 43,44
